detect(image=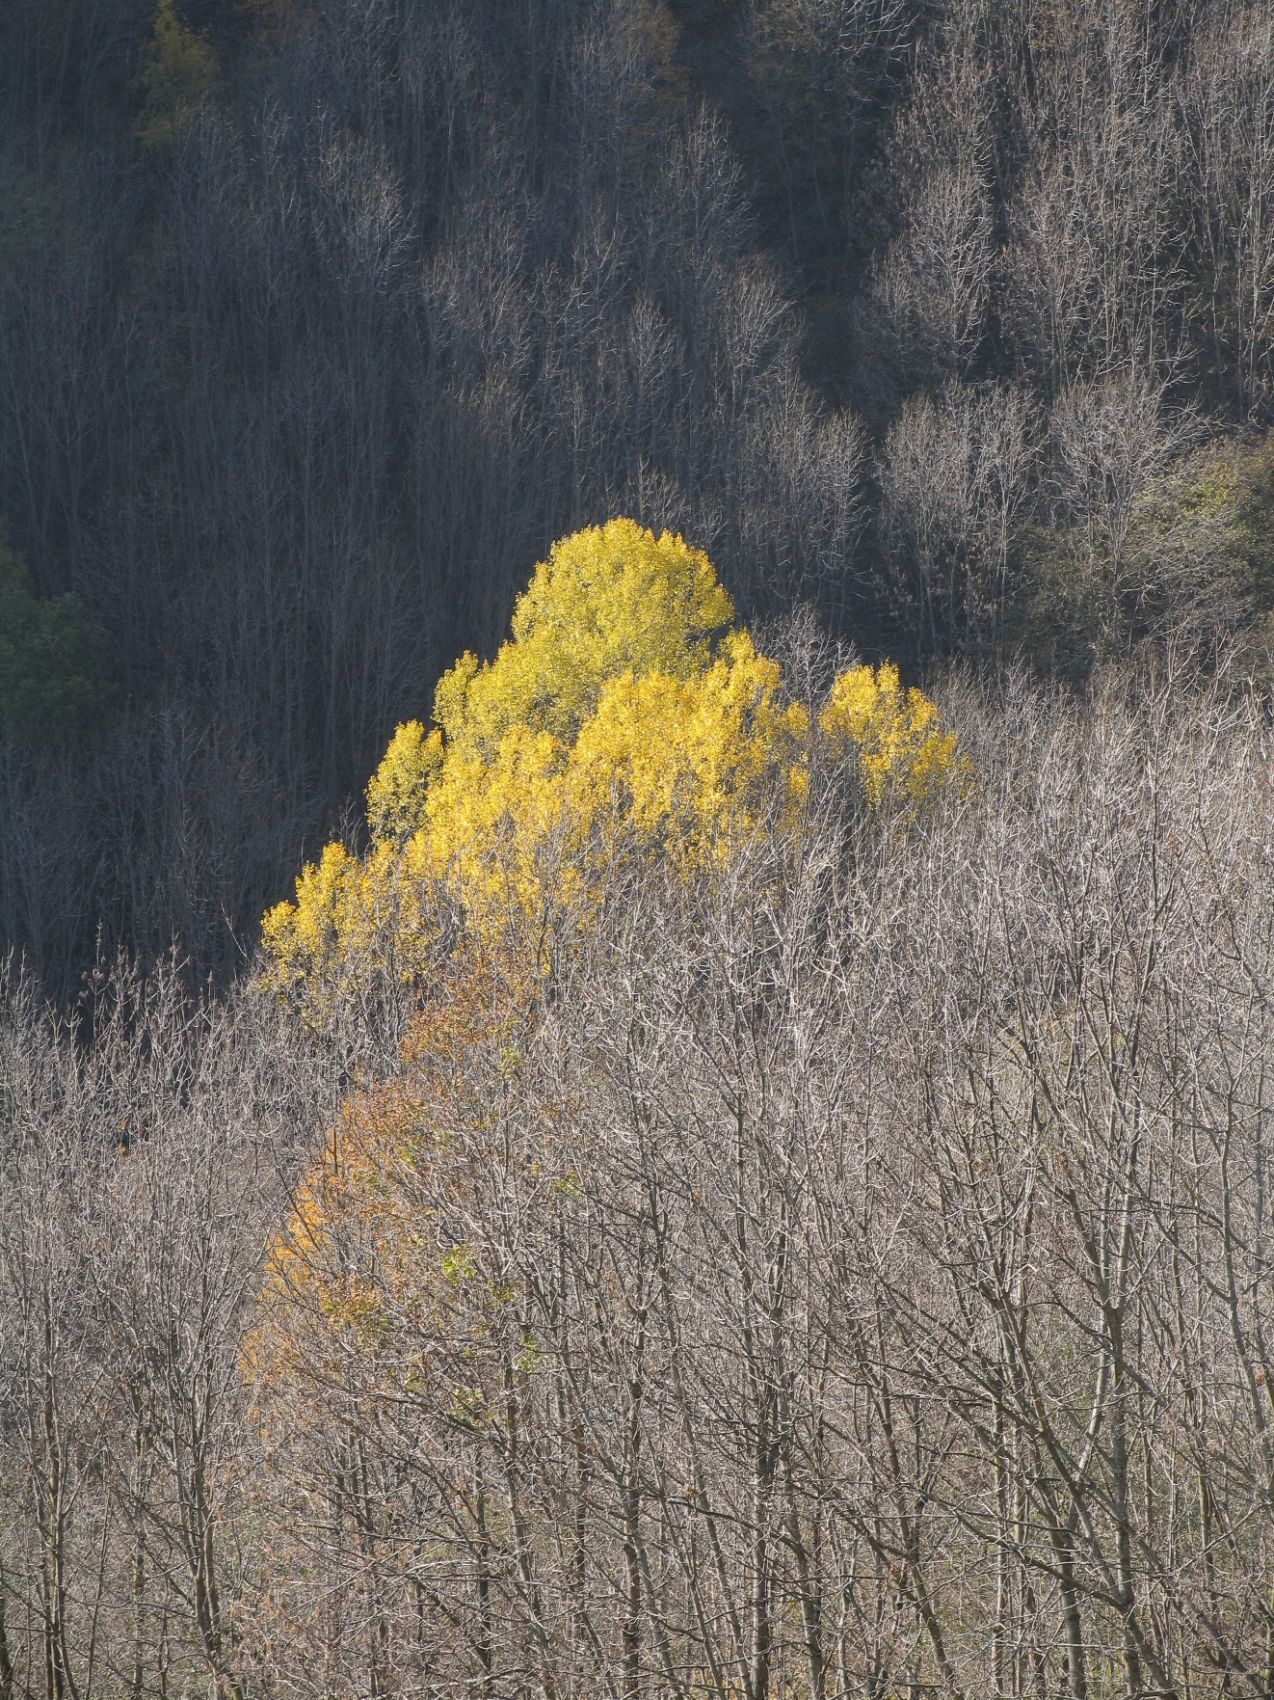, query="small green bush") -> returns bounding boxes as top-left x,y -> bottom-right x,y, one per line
0,544 -> 113,743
